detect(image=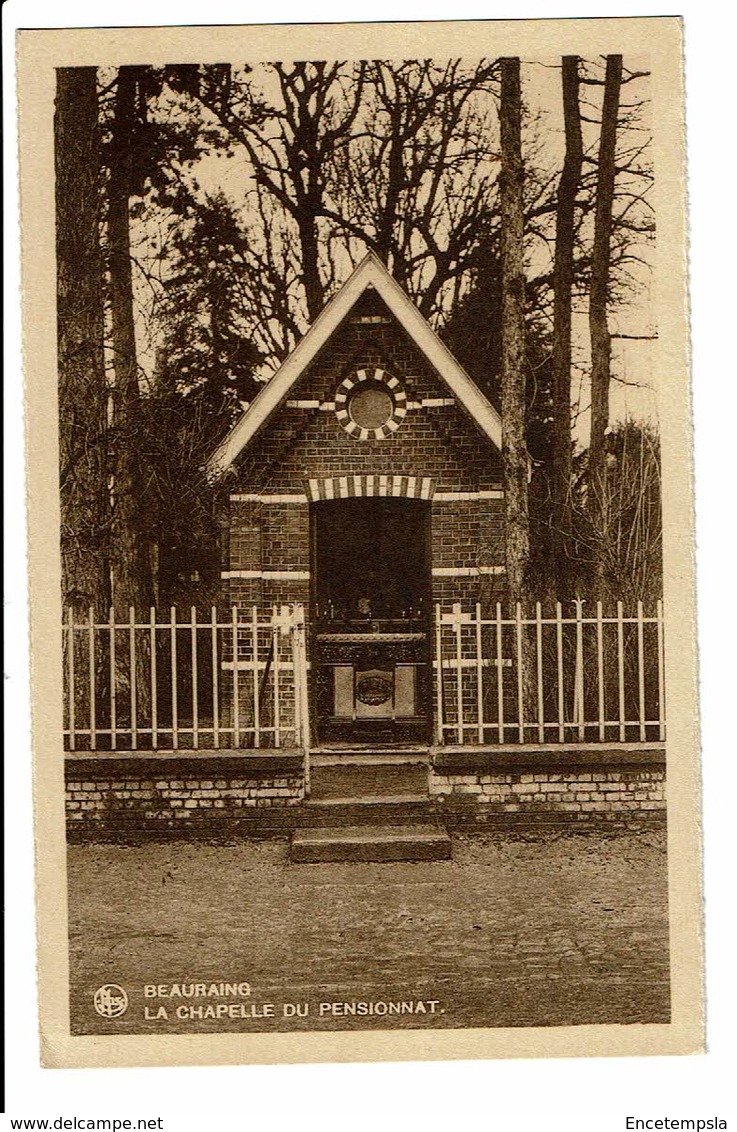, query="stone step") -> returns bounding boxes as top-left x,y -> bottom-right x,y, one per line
301,799 -> 433,827
309,746 -> 429,766
309,762 -> 429,800
290,823 -> 451,864
310,743 -> 430,751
